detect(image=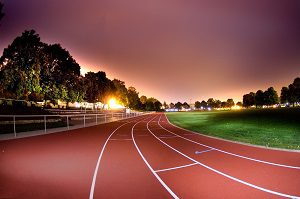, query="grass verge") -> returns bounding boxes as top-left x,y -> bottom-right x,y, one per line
166,108 -> 300,150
